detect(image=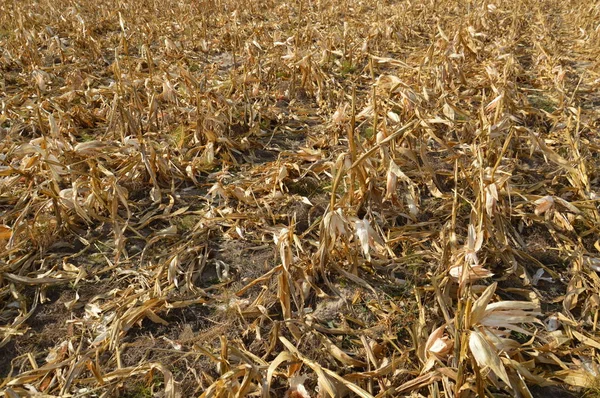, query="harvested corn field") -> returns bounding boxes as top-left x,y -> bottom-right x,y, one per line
1,0 -> 600,396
